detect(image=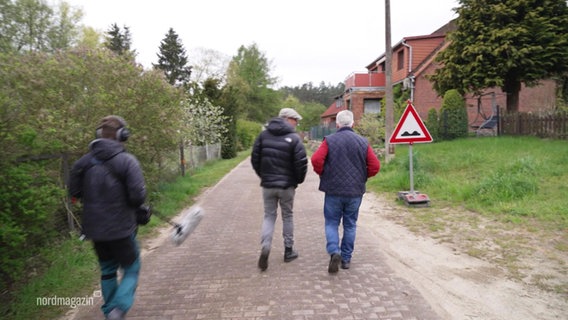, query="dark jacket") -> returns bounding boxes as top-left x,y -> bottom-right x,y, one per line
68,139 -> 146,242
251,117 -> 307,189
311,127 -> 380,197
